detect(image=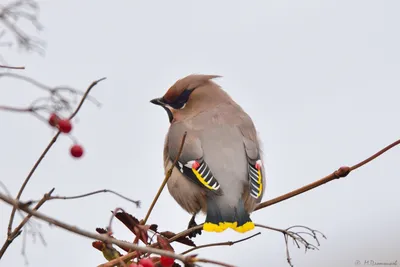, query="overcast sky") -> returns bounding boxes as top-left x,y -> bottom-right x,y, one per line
1,1 -> 400,267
